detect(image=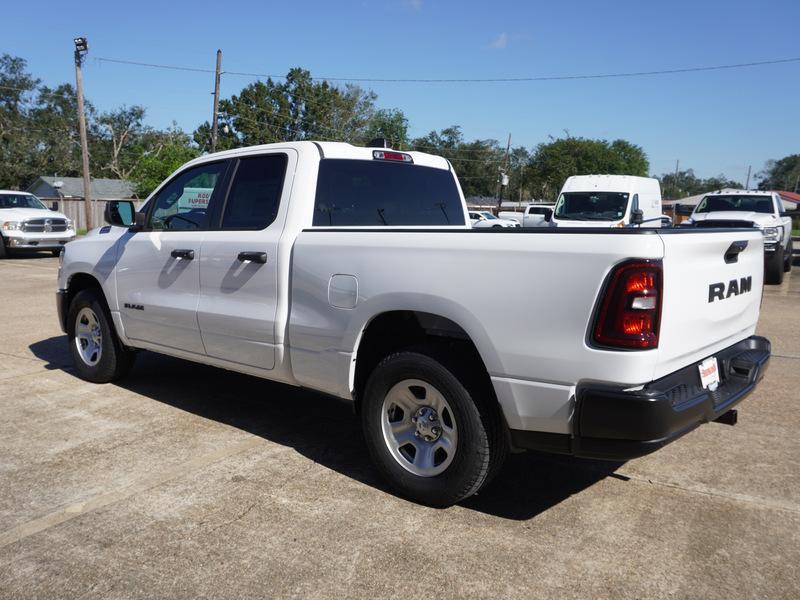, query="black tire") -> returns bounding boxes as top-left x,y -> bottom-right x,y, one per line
51,249 -> 62,257
492,224 -> 502,229
361,350 -> 507,507
0,235 -> 7,259
765,247 -> 784,285
784,239 -> 793,273
67,288 -> 135,383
